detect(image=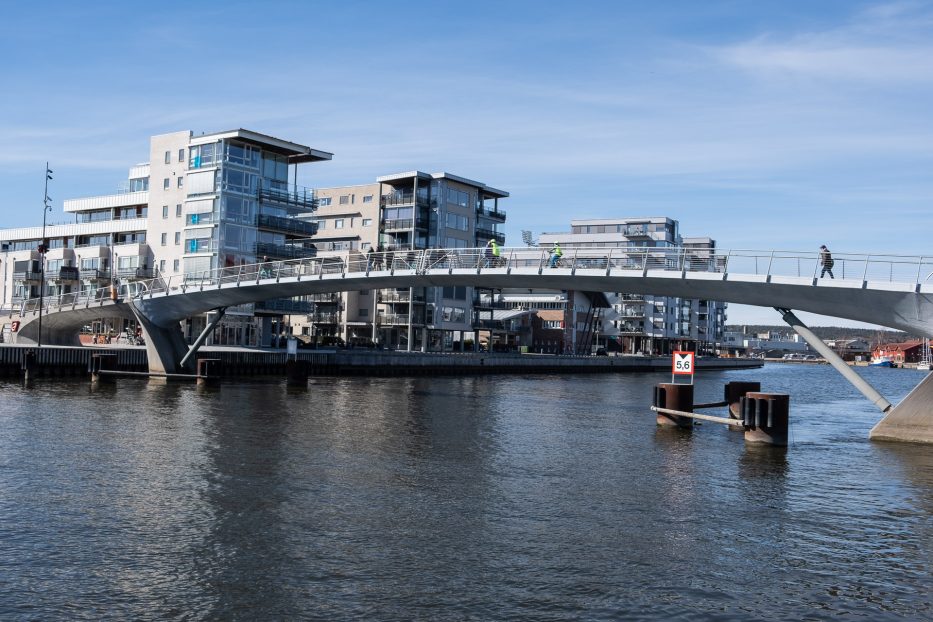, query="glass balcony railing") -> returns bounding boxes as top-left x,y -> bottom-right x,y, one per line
255,242 -> 317,260
256,181 -> 318,212
476,206 -> 507,220
255,298 -> 314,314
256,213 -> 317,236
